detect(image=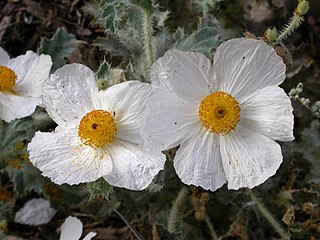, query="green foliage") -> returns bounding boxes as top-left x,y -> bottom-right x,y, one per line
6,165 -> 47,195
195,0 -> 224,15
85,178 -> 114,200
0,201 -> 12,221
167,187 -> 188,234
95,60 -> 112,90
175,27 -> 222,59
38,28 -> 76,71
295,121 -> 320,183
